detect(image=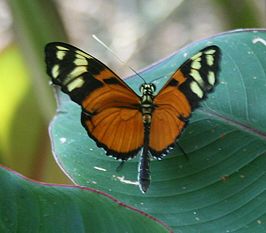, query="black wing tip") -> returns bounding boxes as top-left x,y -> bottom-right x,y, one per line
45,42 -> 63,54
201,44 -> 221,52
44,42 -> 81,60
